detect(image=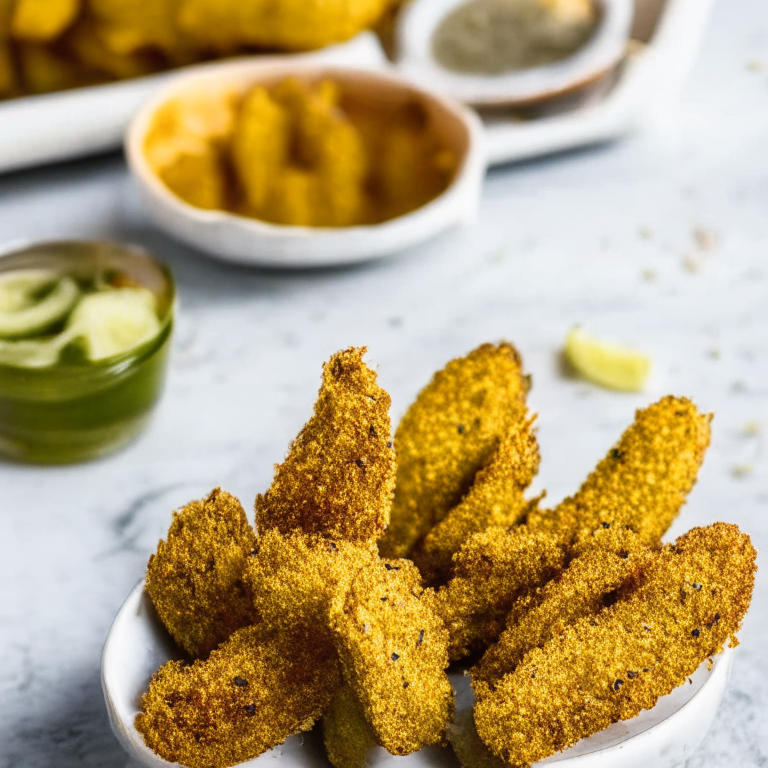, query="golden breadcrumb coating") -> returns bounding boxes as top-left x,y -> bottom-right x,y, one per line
427,528 -> 565,661
527,396 -> 711,546
145,488 -> 258,658
474,523 -> 757,767
177,0 -> 395,52
472,527 -> 650,690
136,623 -> 341,768
256,347 -> 396,545
245,529 -> 378,634
380,343 -> 529,559
324,685 -> 380,768
414,417 -> 540,585
331,558 -> 454,755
